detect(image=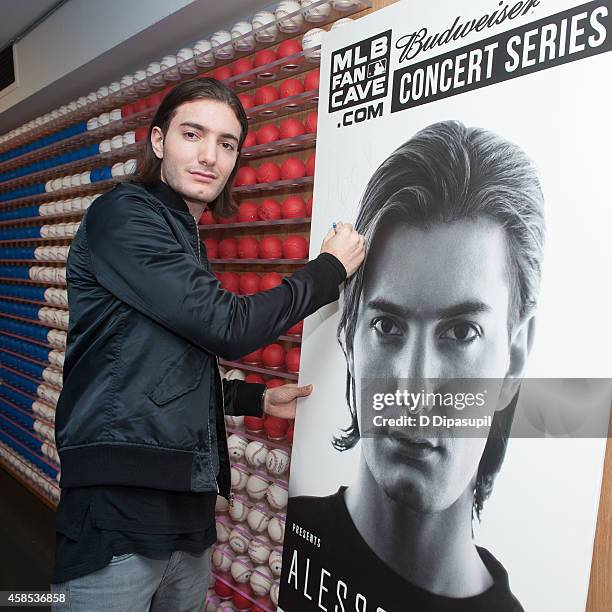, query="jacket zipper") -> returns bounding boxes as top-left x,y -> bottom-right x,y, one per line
216,354 -> 234,507
192,215 -> 218,494
191,215 -> 229,500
